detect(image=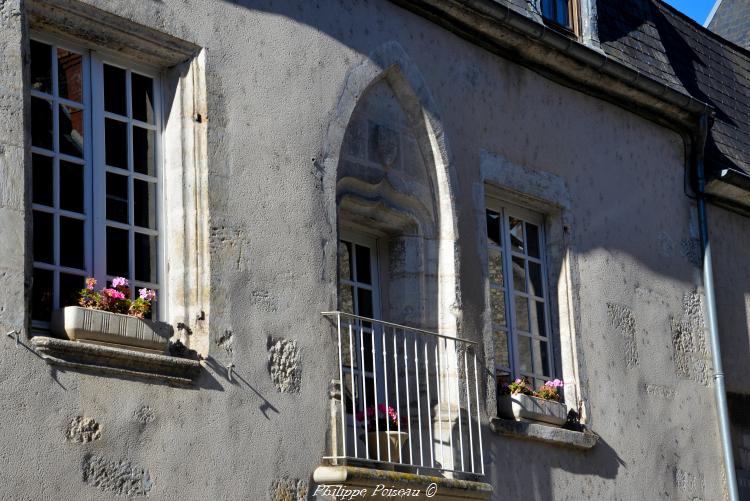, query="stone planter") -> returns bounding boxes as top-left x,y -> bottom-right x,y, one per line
51,306 -> 172,352
361,431 -> 409,465
498,393 -> 567,426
